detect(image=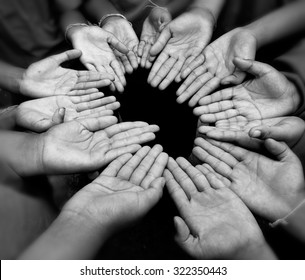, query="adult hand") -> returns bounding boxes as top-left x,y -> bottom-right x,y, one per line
16,90 -> 120,132
148,10 -> 214,90
68,25 -> 129,92
39,116 -> 159,174
62,146 -> 167,237
192,137 -> 305,222
177,28 -> 257,106
198,116 -> 305,149
20,50 -> 114,98
193,58 -> 300,121
164,157 -> 274,259
138,7 -> 172,69
103,17 -> 139,74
